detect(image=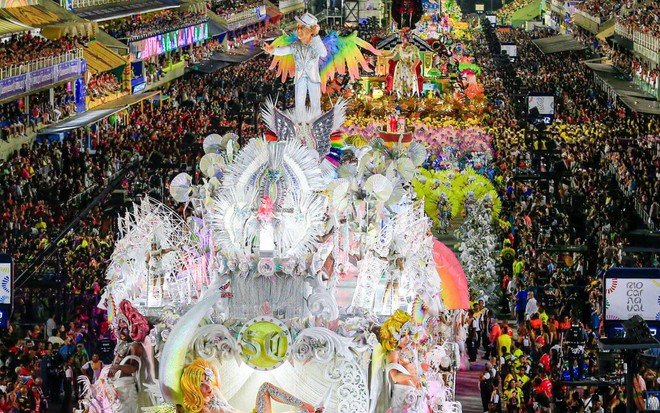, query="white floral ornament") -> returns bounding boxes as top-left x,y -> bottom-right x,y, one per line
365,174 -> 394,203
